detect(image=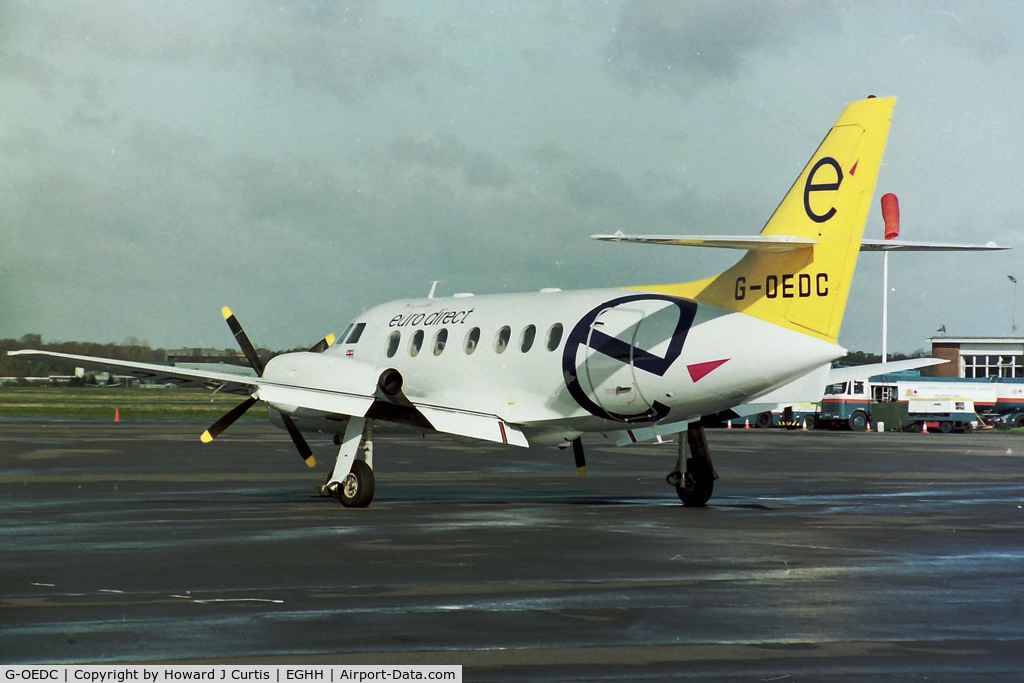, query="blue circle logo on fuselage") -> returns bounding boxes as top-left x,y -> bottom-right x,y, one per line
561,294 -> 698,422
